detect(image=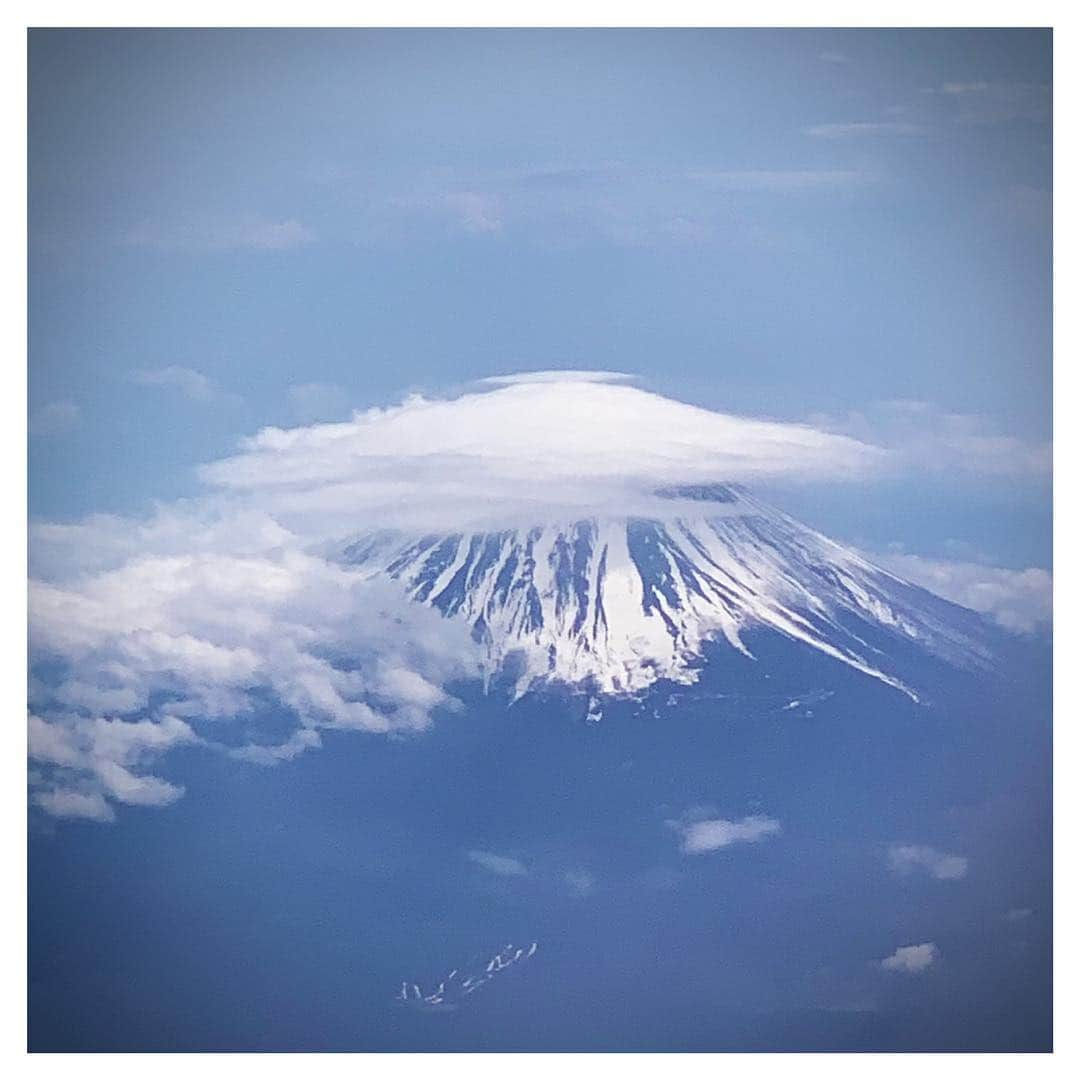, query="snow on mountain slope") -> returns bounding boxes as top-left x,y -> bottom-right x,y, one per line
341,485 -> 989,701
